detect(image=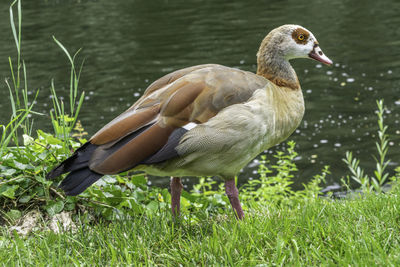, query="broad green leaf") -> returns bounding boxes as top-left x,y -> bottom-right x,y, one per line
0,185 -> 19,199
131,175 -> 147,186
22,134 -> 34,146
64,202 -> 76,211
45,200 -> 64,216
133,190 -> 146,201
35,175 -> 52,185
2,168 -> 17,176
13,160 -> 30,170
146,201 -> 159,213
102,175 -> 117,184
18,194 -> 32,203
37,130 -> 63,145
